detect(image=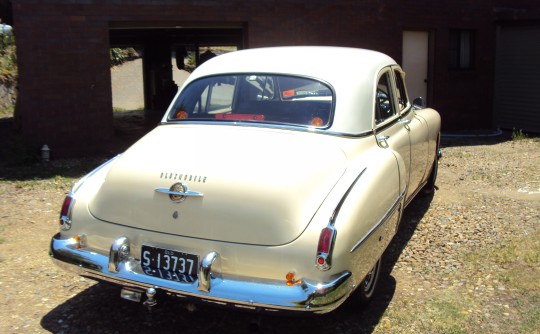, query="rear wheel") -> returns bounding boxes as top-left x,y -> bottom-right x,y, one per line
356,257 -> 382,305
423,135 -> 440,194
423,156 -> 438,194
